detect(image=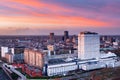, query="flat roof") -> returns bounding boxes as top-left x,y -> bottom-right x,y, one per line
48,59 -> 75,65
80,31 -> 98,35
